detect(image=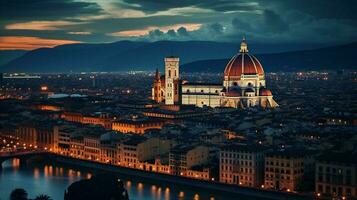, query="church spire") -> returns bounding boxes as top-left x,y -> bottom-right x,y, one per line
155,68 -> 160,80
239,35 -> 248,53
